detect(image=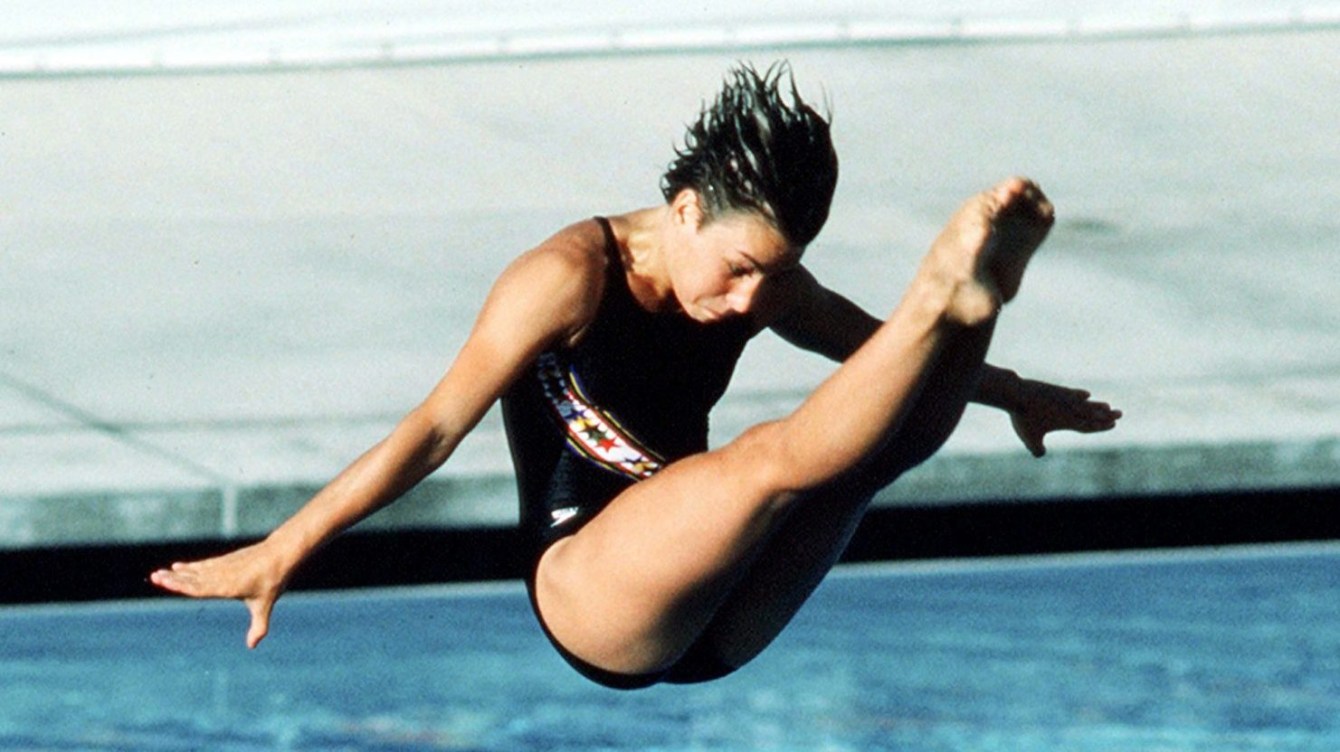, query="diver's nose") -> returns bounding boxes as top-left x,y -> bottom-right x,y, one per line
726,275 -> 763,314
